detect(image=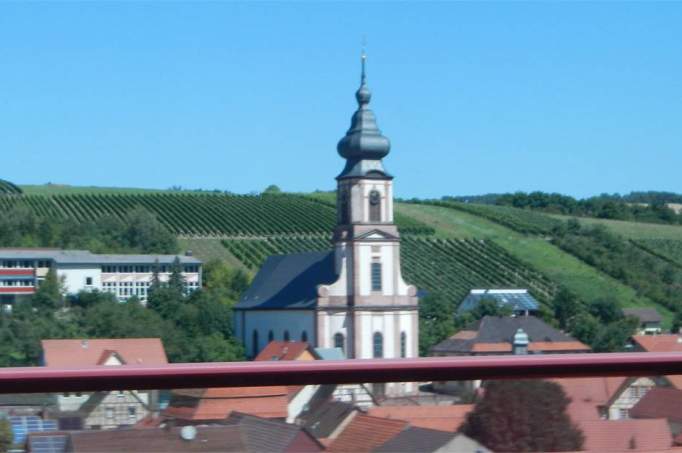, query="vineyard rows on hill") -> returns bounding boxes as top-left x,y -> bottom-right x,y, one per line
632,239 -> 682,267
0,193 -> 433,236
0,179 -> 22,195
222,235 -> 555,304
422,200 -> 563,235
